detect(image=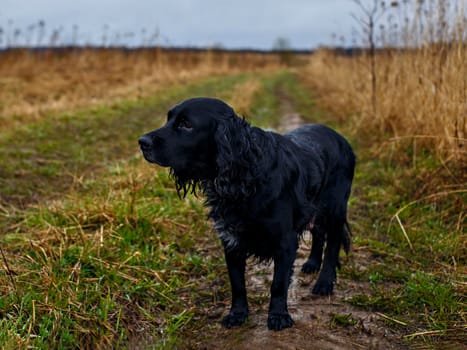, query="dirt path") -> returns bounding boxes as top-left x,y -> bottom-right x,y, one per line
276,87 -> 304,133
199,246 -> 406,349
191,89 -> 407,350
